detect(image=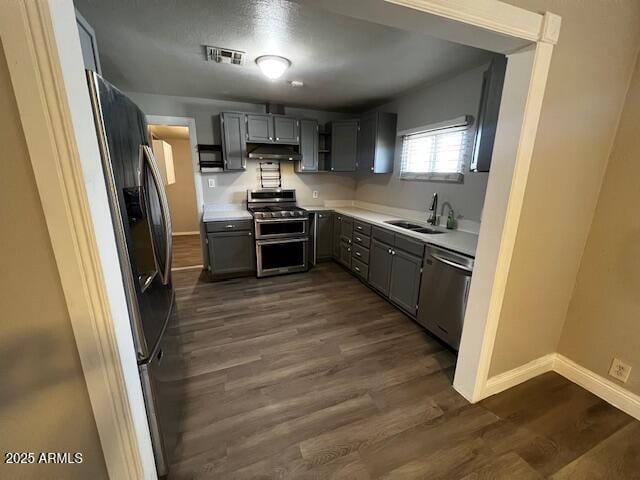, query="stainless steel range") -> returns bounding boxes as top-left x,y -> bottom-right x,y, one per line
247,189 -> 310,277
